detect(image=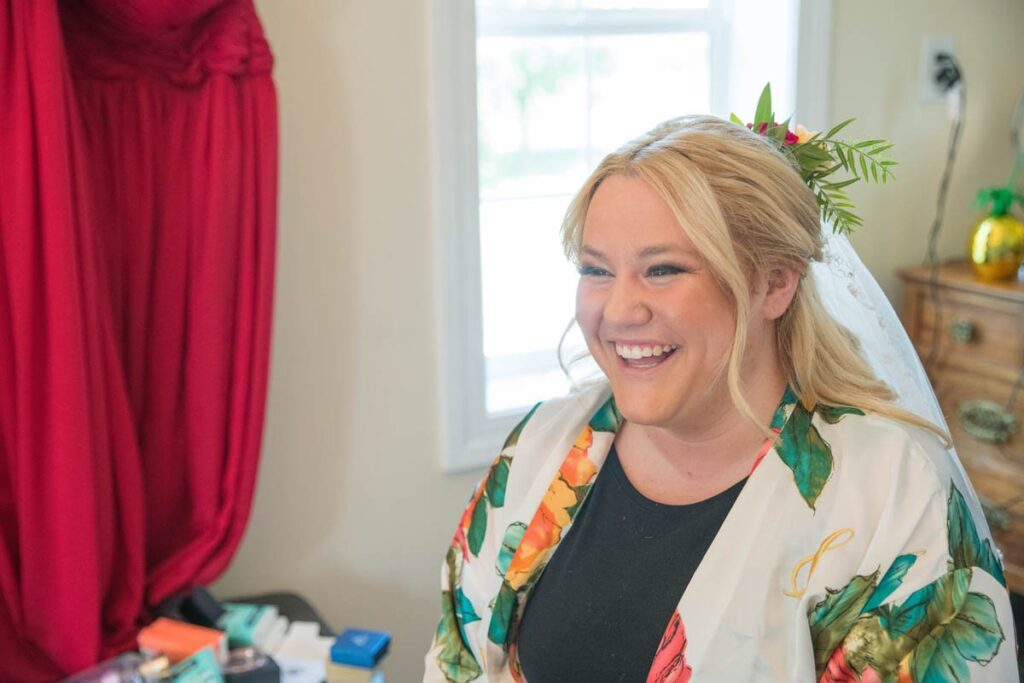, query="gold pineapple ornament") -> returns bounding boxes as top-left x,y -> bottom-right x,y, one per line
968,186 -> 1024,281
